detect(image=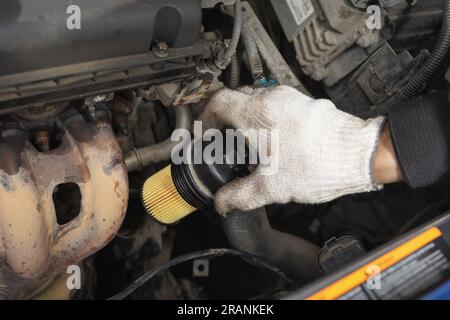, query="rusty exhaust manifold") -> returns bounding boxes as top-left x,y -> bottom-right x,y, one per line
0,114 -> 128,298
